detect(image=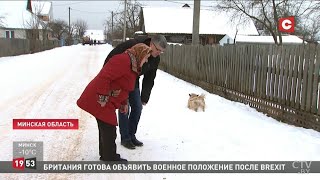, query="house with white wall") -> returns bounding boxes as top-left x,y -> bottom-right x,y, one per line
219,34 -> 306,45
0,1 -> 53,40
140,6 -> 259,45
